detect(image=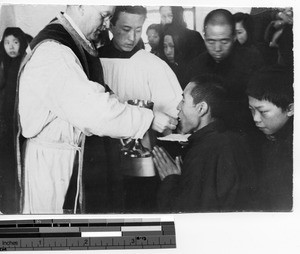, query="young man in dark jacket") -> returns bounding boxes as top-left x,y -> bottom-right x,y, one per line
153,74 -> 257,212
247,65 -> 294,211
